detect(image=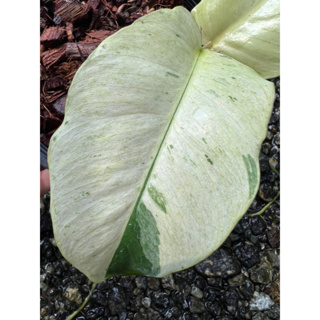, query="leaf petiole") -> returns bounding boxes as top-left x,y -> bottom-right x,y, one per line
248,190 -> 280,217
66,282 -> 97,320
